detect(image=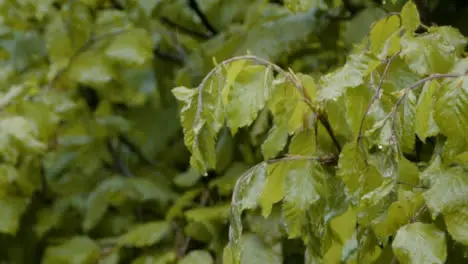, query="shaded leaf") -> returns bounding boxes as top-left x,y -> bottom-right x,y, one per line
179,250 -> 213,264
118,221 -> 171,248
0,195 -> 30,235
42,236 -> 100,264
105,29 -> 153,67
